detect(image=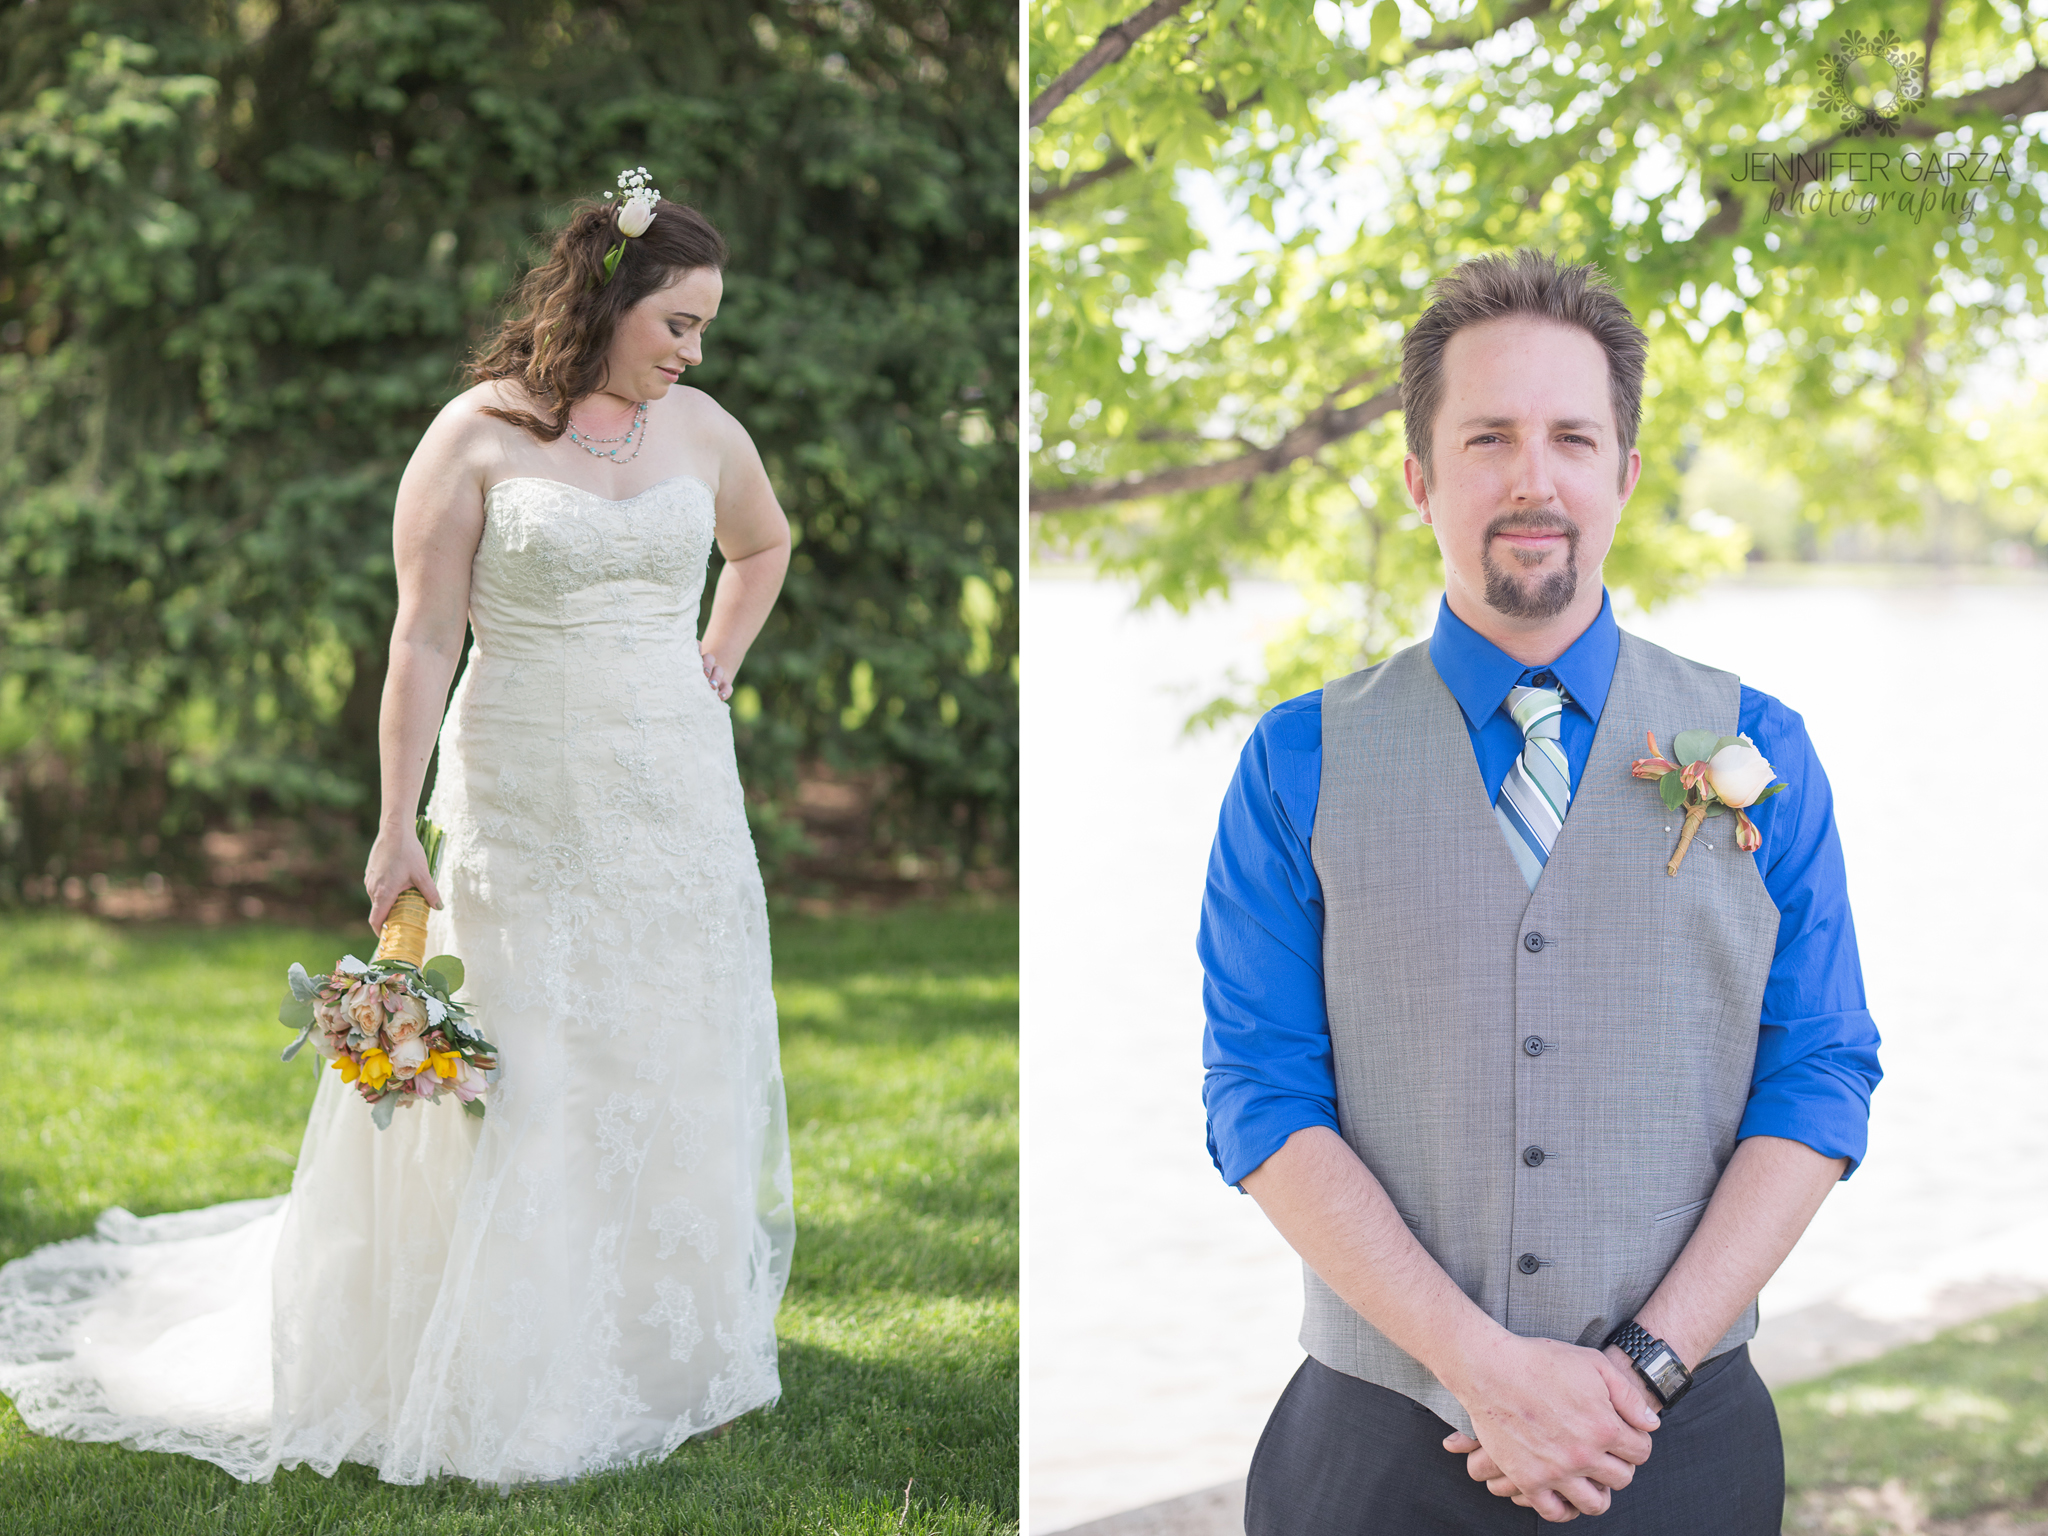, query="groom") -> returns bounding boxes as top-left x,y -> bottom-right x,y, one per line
1198,250 -> 1881,1533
